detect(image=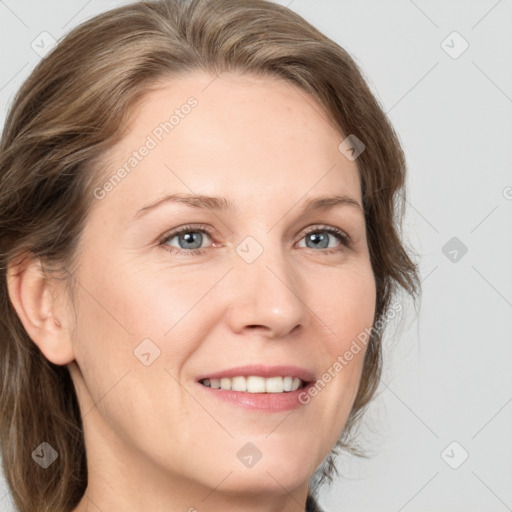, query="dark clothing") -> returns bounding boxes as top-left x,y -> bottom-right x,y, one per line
306,494 -> 324,512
